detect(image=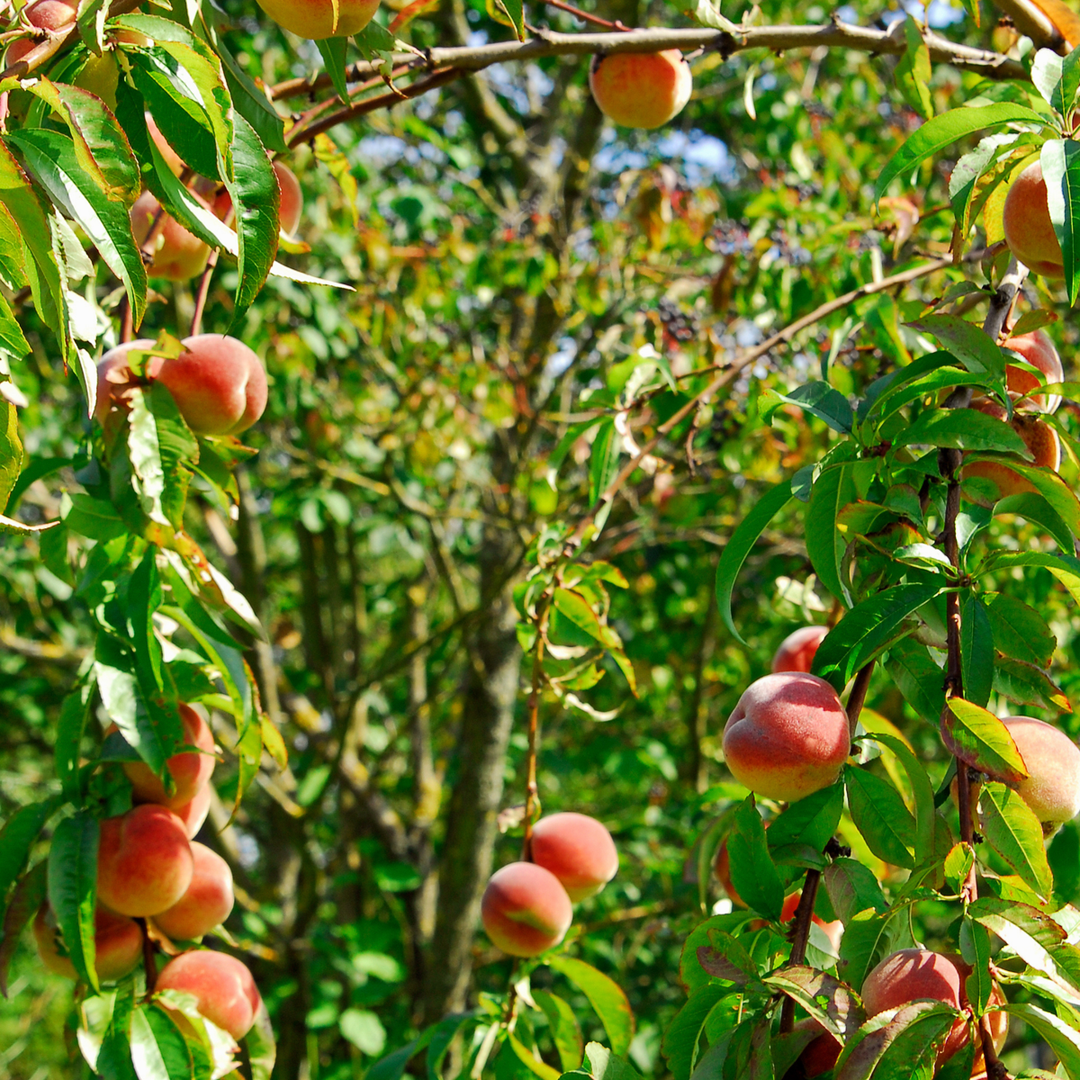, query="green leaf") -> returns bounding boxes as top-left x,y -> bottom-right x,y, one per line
0,861 -> 47,996
510,1033 -> 561,1080
875,102 -> 1047,200
47,813 -> 100,990
56,677 -> 95,802
767,784 -> 845,871
212,32 -> 286,152
589,419 -> 619,510
994,490 -> 1074,553
762,966 -> 863,1041
714,479 -> 792,644
993,656 -> 1071,712
894,407 -> 1029,455
812,582 -> 942,692
725,796 -> 784,921
834,1000 -> 955,1080
494,0 -> 525,40
130,1004 -> 195,1080
764,381 -> 853,434
959,594 -> 993,708
824,858 -> 889,924
906,315 -> 1007,379
979,781 -> 1054,898
127,546 -> 164,695
845,766 -> 916,869
0,399 -> 21,516
547,956 -> 634,1057
661,984 -> 726,1080
1042,137 -> 1080,303
885,637 -> 945,723
316,36 -> 351,102
861,731 -> 936,870
367,1025 -> 438,1080
340,1008 -> 387,1056
981,549 -> 1080,607
534,990 -> 585,1074
1000,1002 -> 1080,1080
968,896 -> 1080,990
985,592 -> 1056,667
941,698 -> 1028,783
578,1042 -> 641,1080
0,798 -> 59,924
61,492 -> 128,541
806,463 -> 856,604
896,17 -> 933,120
